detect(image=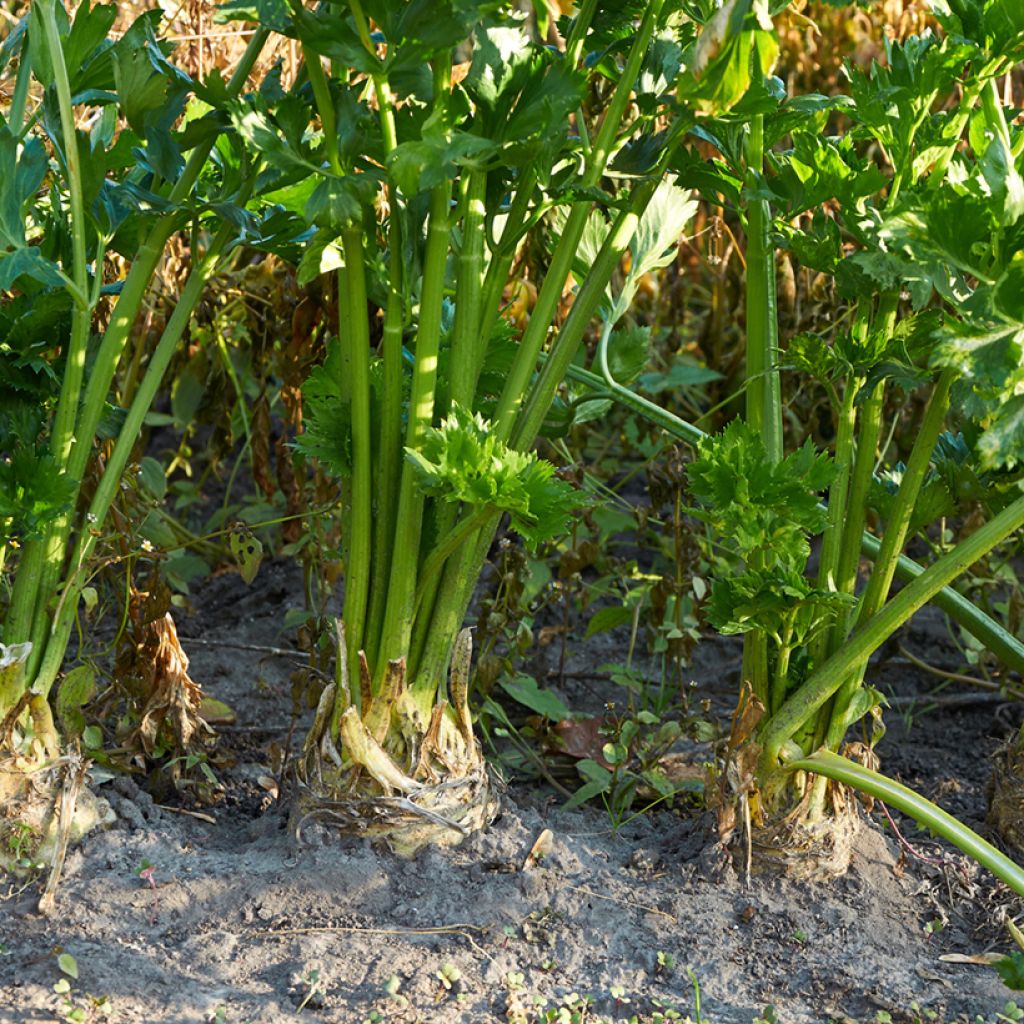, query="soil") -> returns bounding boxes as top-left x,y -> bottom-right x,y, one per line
1,561 -> 1021,1024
